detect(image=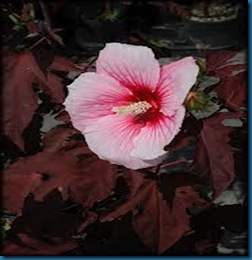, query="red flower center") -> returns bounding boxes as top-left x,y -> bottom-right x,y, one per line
131,87 -> 162,124
111,87 -> 163,125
